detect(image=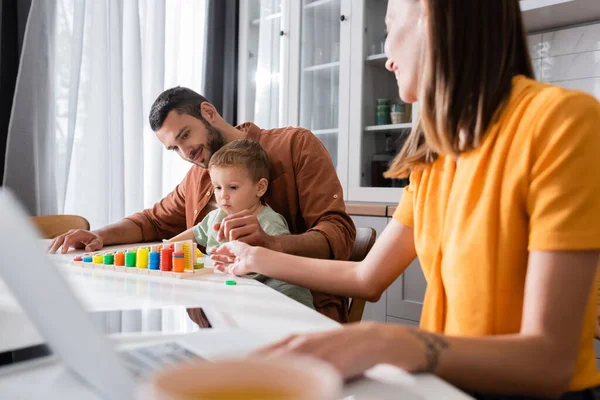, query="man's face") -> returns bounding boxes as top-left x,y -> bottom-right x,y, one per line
156,111 -> 225,168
